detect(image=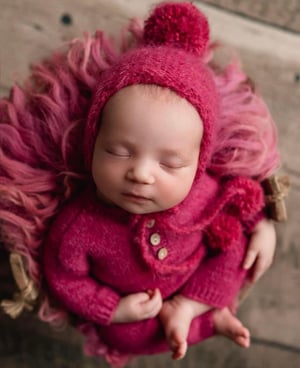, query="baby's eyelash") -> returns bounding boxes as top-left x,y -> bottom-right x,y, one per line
105,149 -> 130,157
160,162 -> 186,170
